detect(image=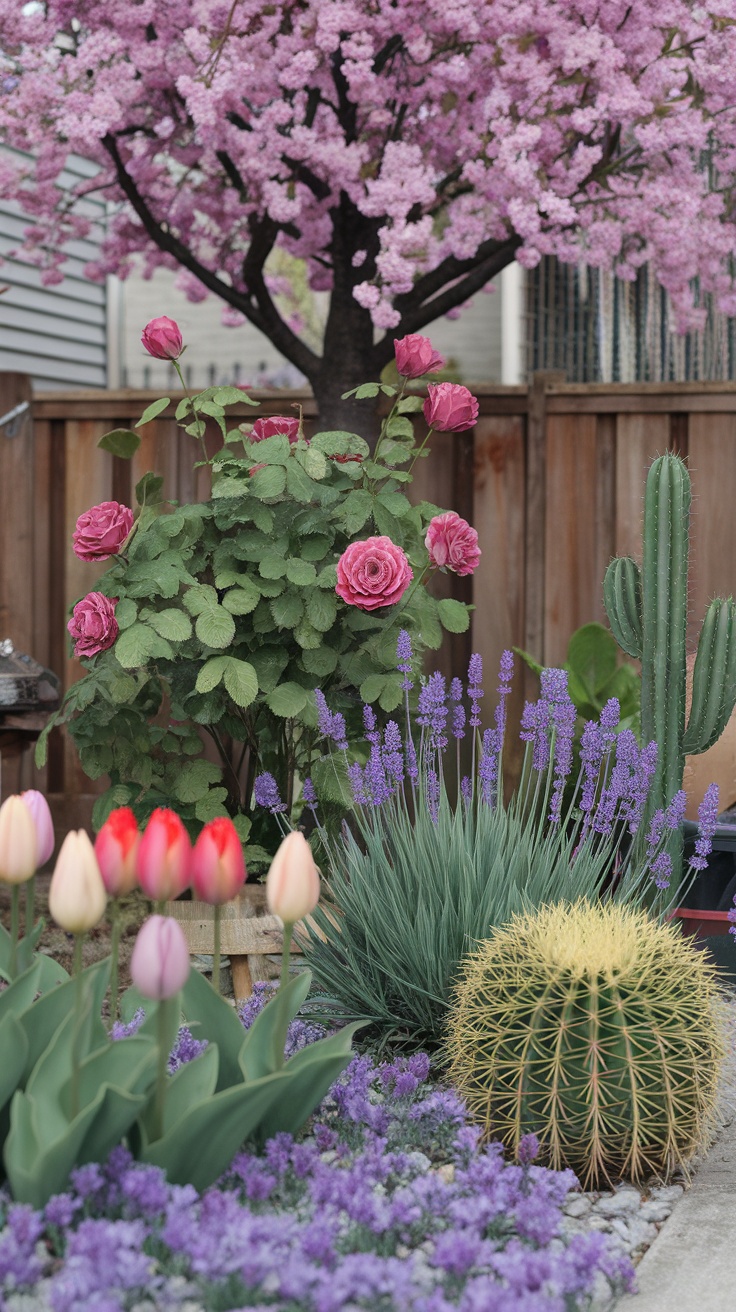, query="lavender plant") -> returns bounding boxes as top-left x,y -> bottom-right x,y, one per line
289,636 -> 717,1049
